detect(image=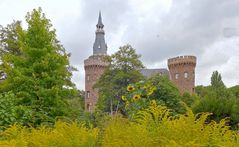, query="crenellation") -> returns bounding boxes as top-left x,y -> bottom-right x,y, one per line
167,55 -> 196,94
